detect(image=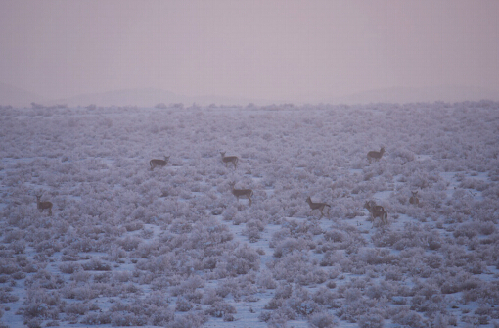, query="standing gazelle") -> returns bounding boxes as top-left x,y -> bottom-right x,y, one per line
364,200 -> 388,228
228,181 -> 253,206
367,147 -> 386,163
409,191 -> 419,206
306,197 -> 331,218
220,152 -> 238,169
36,193 -> 53,215
150,156 -> 169,171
